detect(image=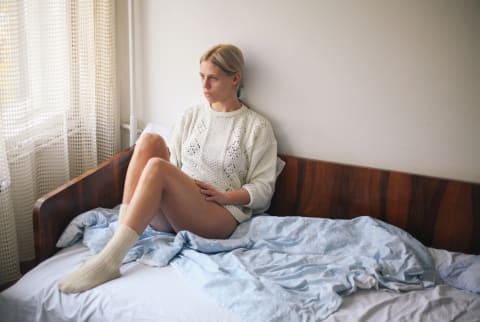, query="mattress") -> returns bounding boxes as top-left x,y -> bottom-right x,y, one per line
1,243 -> 479,322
